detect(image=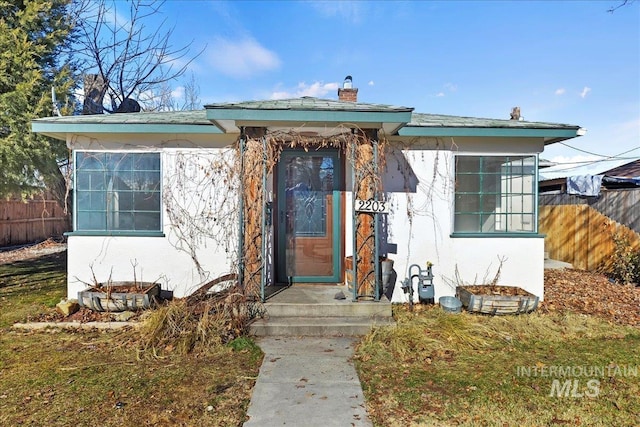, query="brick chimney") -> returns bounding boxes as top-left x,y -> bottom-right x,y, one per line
338,75 -> 358,102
